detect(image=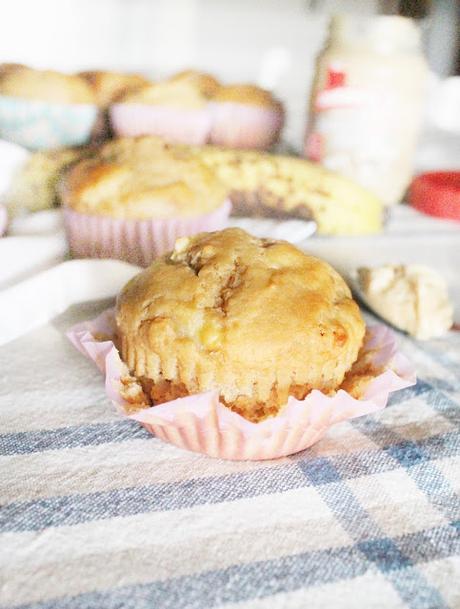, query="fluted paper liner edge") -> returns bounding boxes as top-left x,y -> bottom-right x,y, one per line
67,309 -> 416,460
